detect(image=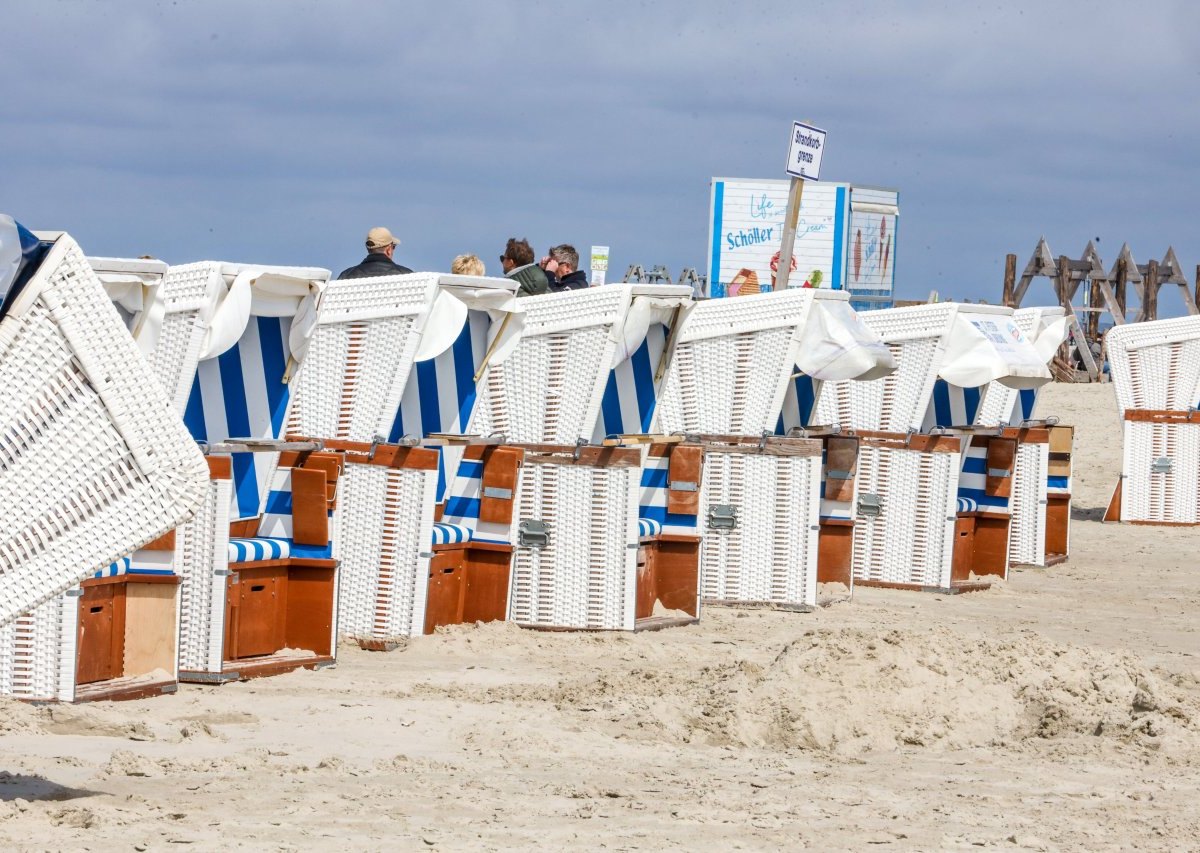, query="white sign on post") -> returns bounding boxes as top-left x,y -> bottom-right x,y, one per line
785,121 -> 826,181
590,245 -> 609,286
